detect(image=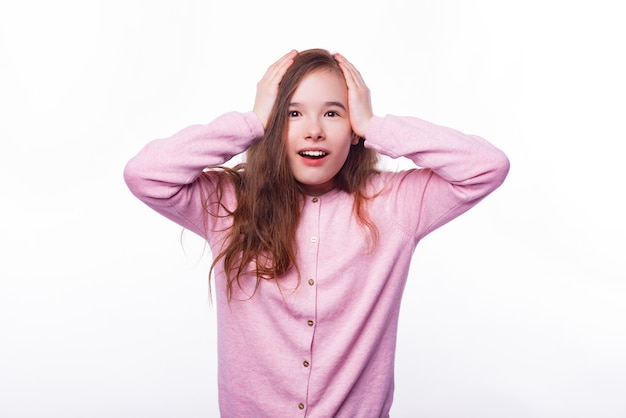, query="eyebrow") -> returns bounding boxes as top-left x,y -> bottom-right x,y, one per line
289,101 -> 347,110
